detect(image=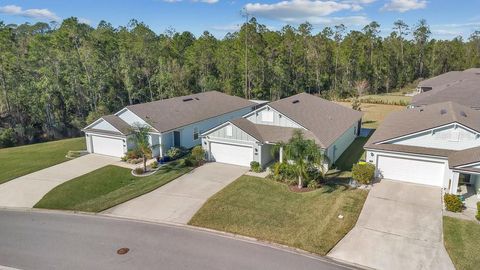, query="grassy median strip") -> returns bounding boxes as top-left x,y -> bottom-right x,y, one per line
34,161 -> 192,212
443,216 -> 480,270
189,175 -> 368,255
0,137 -> 85,184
